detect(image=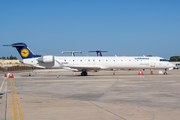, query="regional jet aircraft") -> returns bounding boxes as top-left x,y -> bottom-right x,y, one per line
4,43 -> 175,76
